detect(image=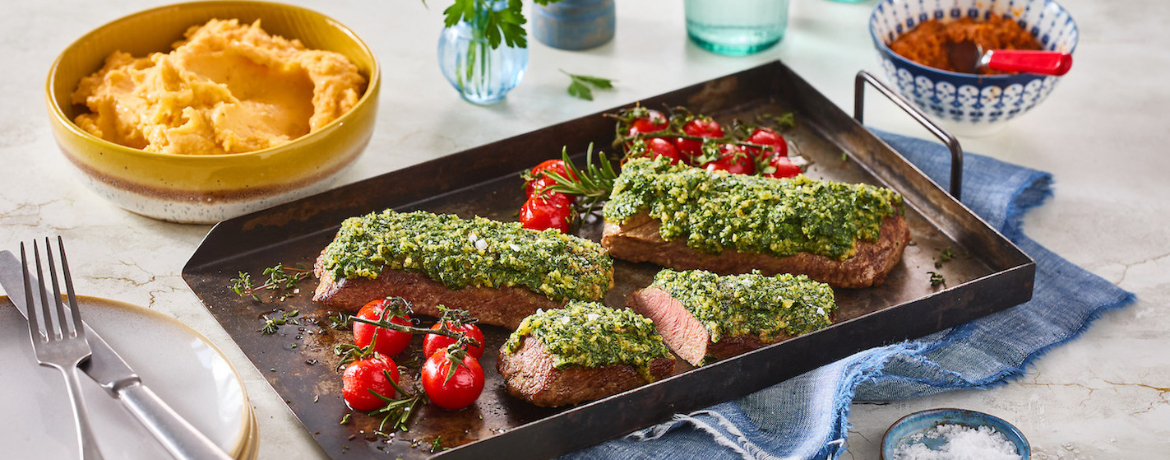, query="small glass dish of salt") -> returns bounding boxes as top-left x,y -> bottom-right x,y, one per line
881,408 -> 1030,460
